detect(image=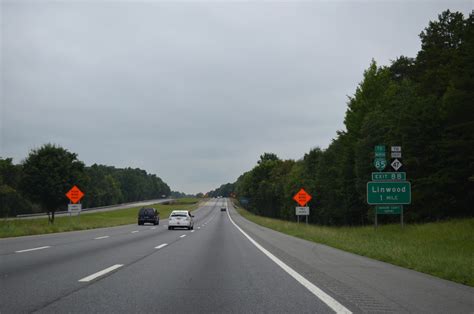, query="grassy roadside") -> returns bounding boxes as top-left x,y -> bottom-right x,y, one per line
0,198 -> 201,238
235,205 -> 474,287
